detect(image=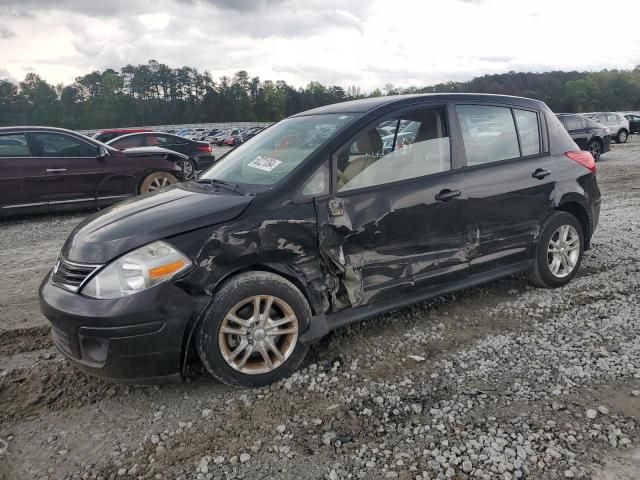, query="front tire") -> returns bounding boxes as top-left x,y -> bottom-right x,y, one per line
528,212 -> 584,288
616,129 -> 628,144
587,139 -> 602,161
139,171 -> 178,194
196,271 -> 311,387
